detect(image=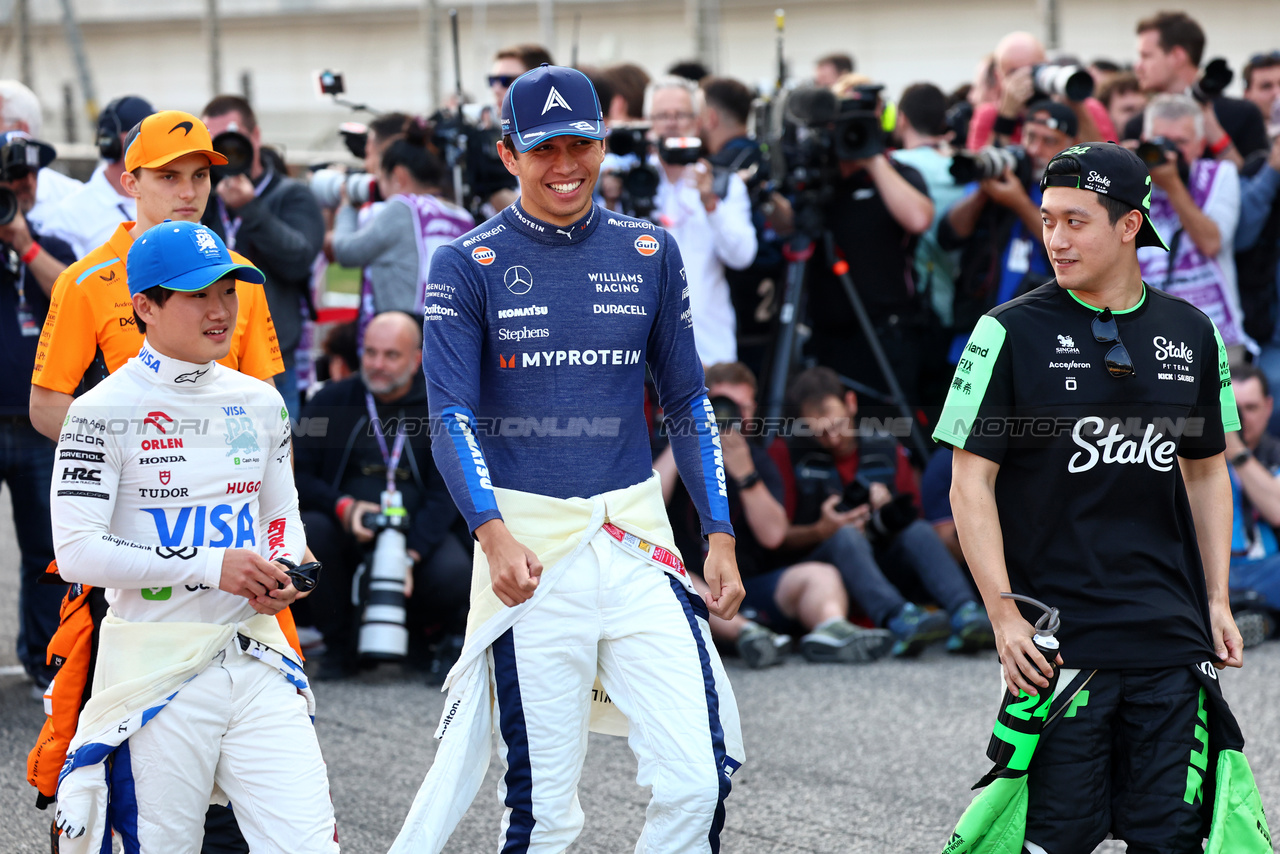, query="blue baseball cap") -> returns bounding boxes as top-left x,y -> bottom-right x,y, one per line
127,221 -> 265,297
500,64 -> 605,152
